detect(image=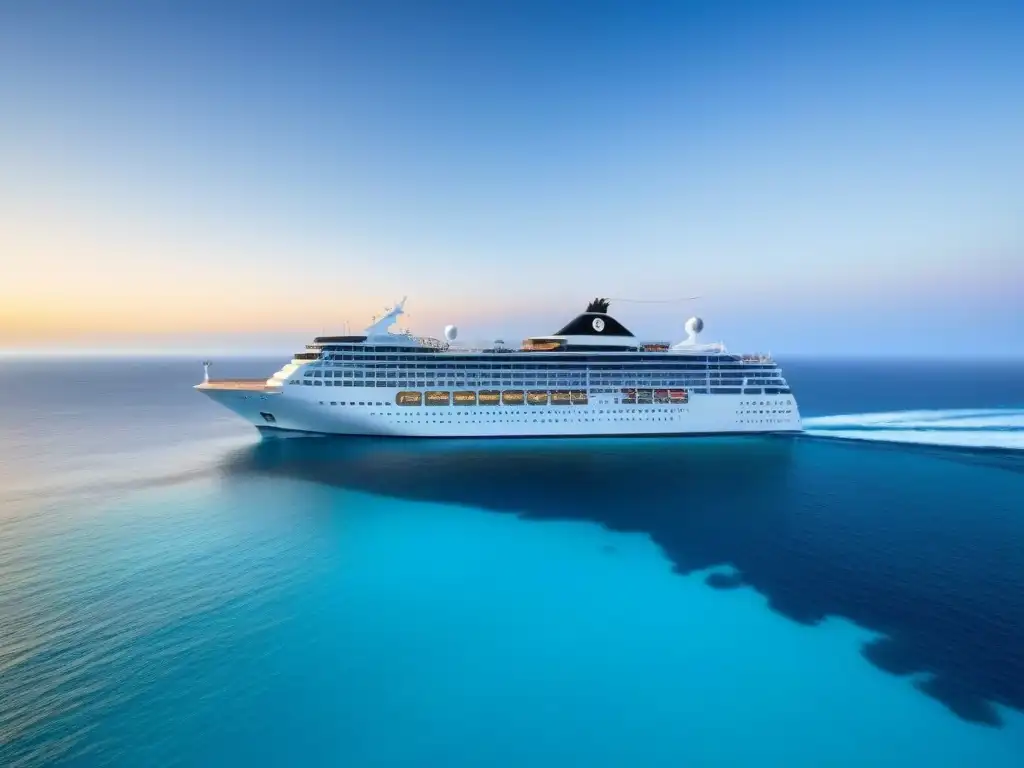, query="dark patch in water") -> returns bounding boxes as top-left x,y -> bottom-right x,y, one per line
221,435 -> 1024,727
916,677 -> 1001,727
862,636 -> 920,676
601,544 -> 617,556
705,571 -> 744,590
